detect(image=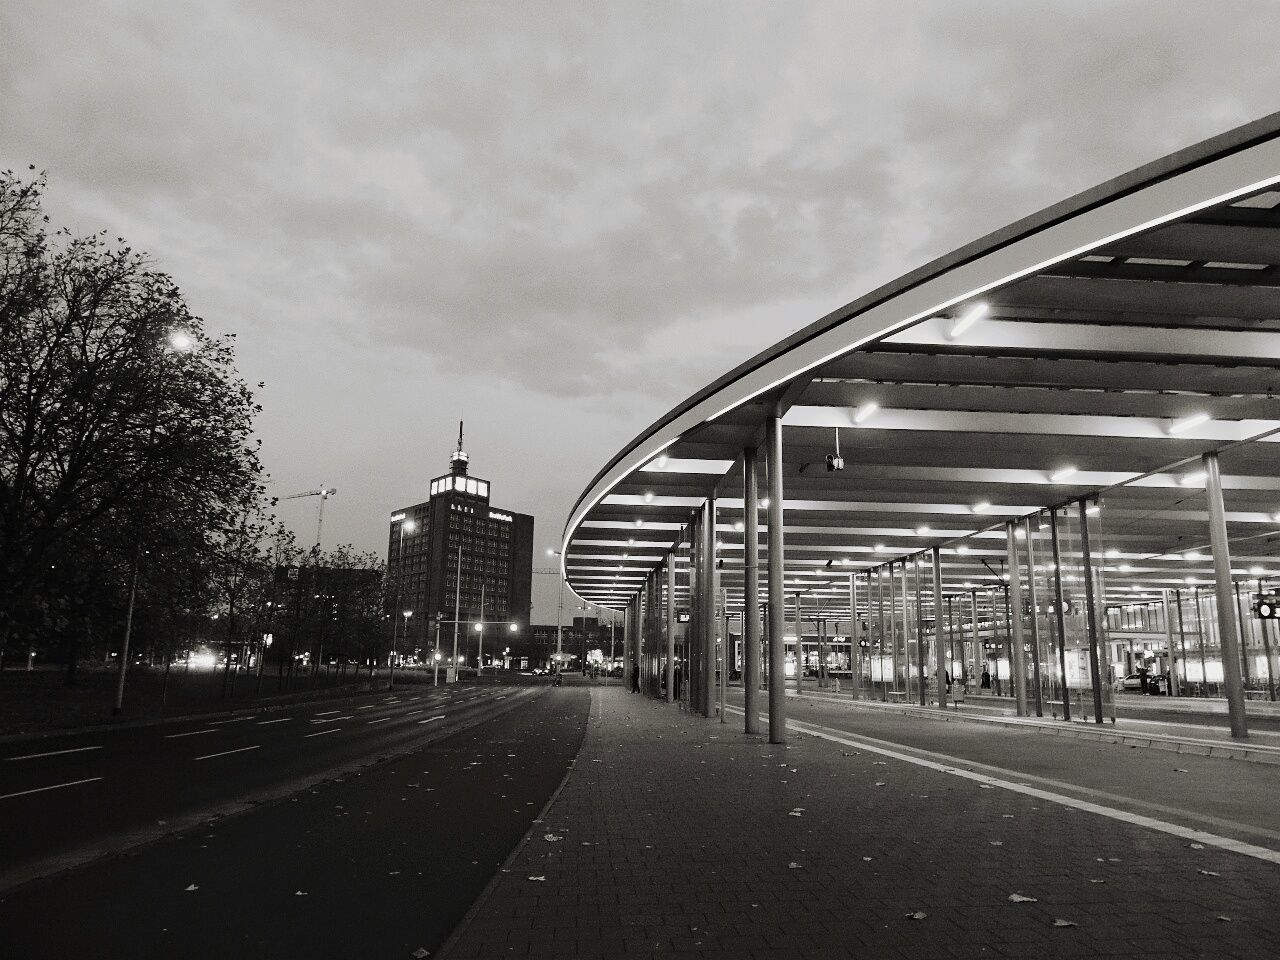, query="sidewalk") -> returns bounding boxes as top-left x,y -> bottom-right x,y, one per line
439,686 -> 1280,959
